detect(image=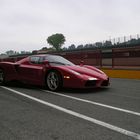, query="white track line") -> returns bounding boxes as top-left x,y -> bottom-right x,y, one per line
1,86 -> 140,140
42,90 -> 140,117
